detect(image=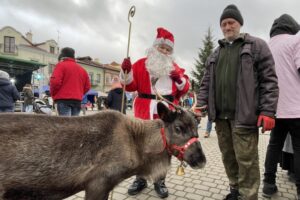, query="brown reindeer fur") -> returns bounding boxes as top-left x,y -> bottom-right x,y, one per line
0,103 -> 205,200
